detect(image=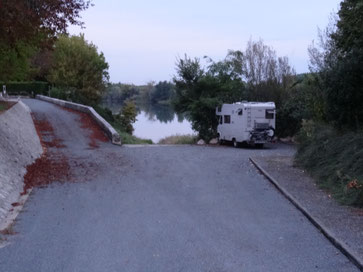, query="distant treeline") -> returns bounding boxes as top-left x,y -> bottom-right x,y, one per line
103,81 -> 175,106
